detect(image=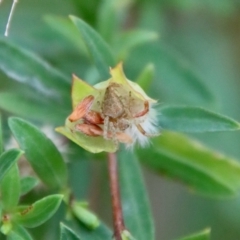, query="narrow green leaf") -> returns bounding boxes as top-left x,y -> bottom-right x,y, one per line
69,15 -> 115,79
0,115 -> 3,155
0,92 -> 67,125
0,149 -> 23,182
44,15 -> 88,55
8,117 -> 68,189
115,30 -> 158,59
0,39 -> 70,104
157,45 -> 215,105
60,223 -> 81,240
118,150 -> 154,240
160,106 -> 240,132
20,177 -> 39,196
137,131 -> 240,197
8,225 -> 33,240
178,228 -> 211,240
0,163 -> 20,211
14,194 -> 63,228
128,44 -> 214,105
135,63 -> 155,92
